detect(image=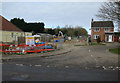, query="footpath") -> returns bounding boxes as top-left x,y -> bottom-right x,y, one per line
1,39 -> 85,60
